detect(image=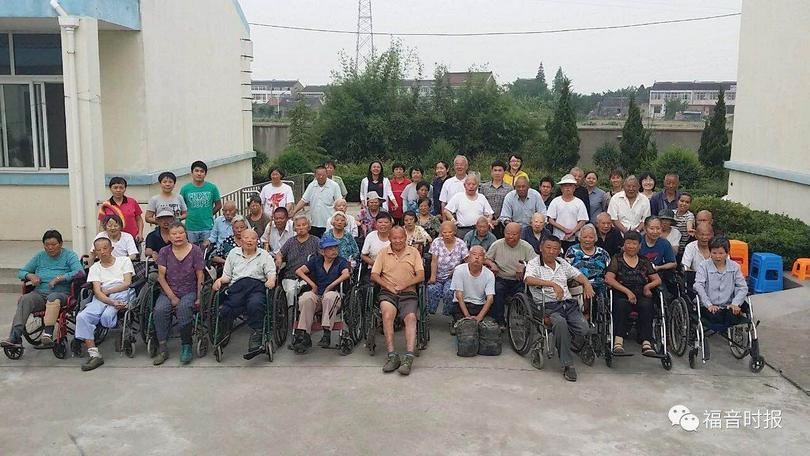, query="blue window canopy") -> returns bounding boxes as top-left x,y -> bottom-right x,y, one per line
0,0 -> 140,31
